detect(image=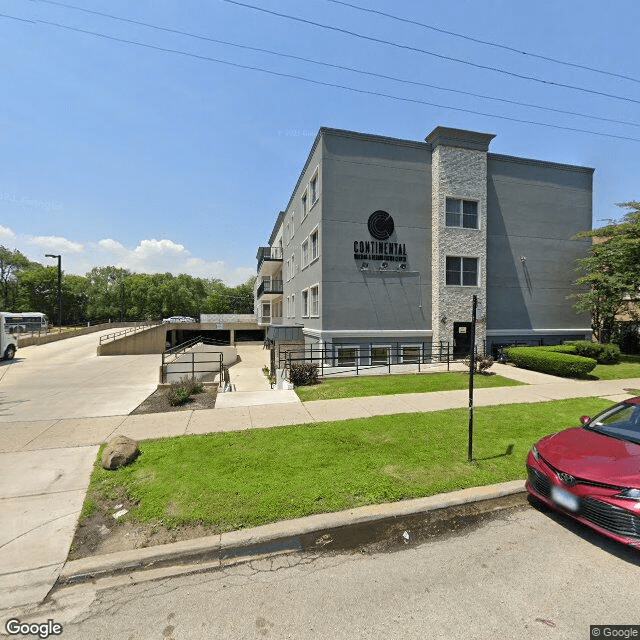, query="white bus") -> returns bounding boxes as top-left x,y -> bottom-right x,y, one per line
3,312 -> 49,334
0,313 -> 18,360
